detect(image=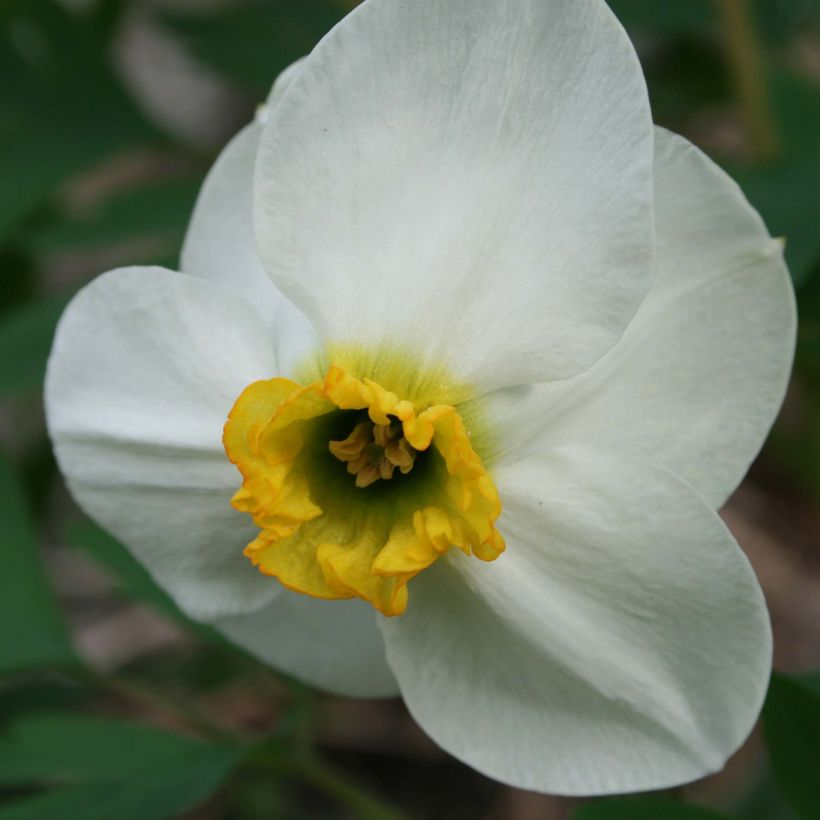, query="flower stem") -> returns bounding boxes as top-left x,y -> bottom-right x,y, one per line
65,664 -> 409,819
716,0 -> 780,162
64,664 -> 242,744
249,748 -> 411,820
